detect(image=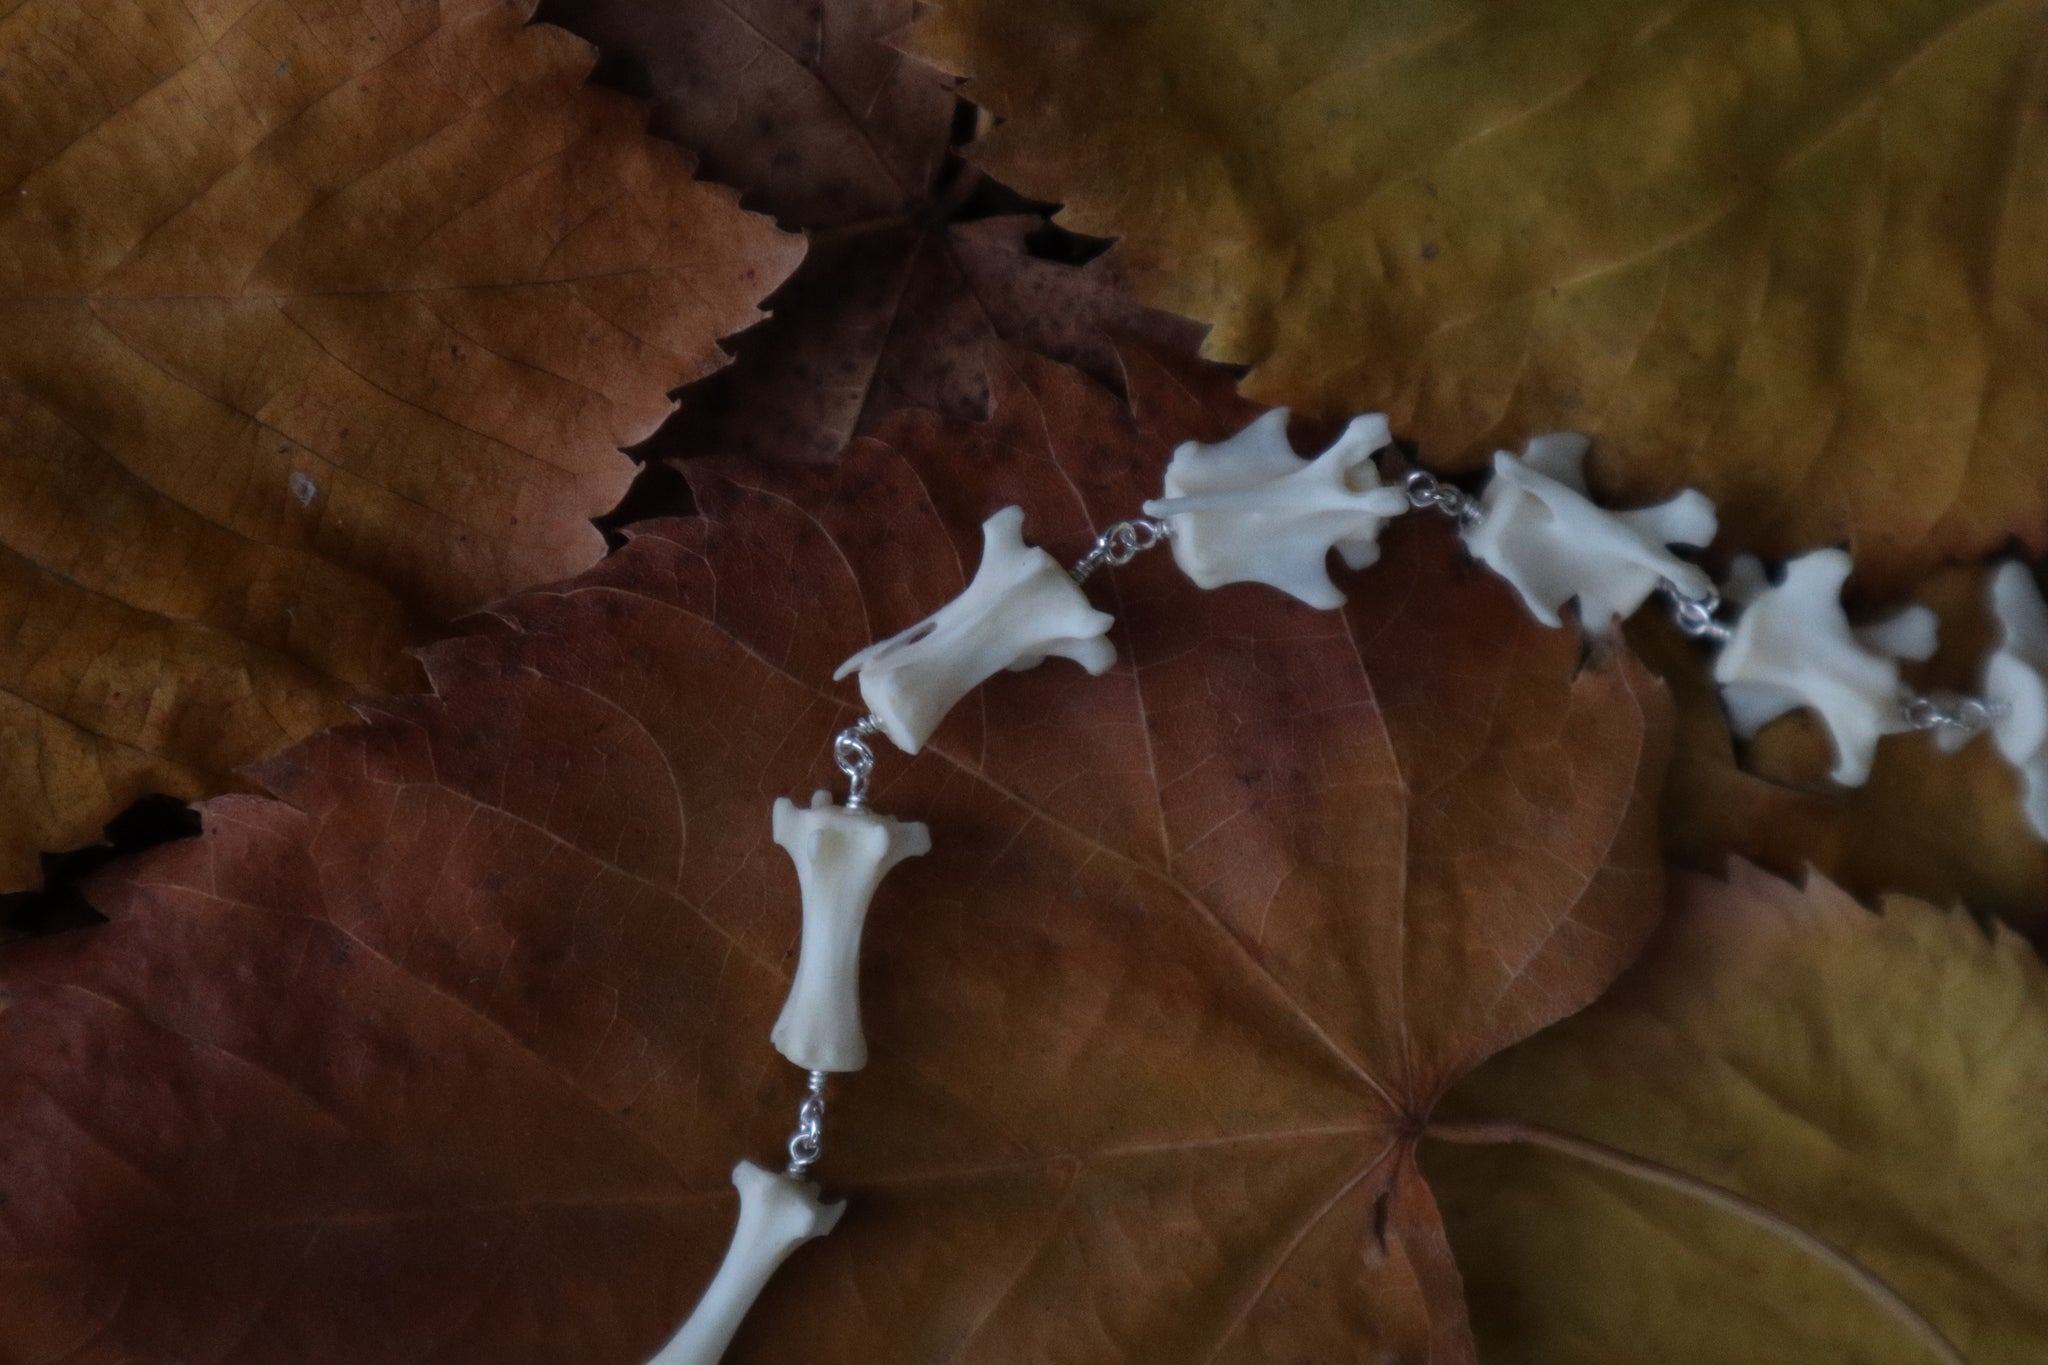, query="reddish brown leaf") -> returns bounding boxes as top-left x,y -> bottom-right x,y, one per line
0,348 -> 1670,1361
541,0 -> 1204,465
